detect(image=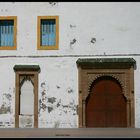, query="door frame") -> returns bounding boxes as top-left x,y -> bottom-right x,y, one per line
14,65 -> 40,128
76,58 -> 136,128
